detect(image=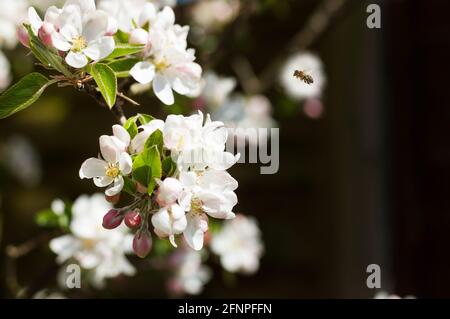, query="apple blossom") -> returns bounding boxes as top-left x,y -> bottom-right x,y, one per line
79,134 -> 132,196
129,6 -> 202,105
50,0 -> 116,68
163,111 -> 238,171
211,214 -> 263,274
27,6 -> 62,47
178,169 -> 238,250
49,194 -> 136,288
152,203 -> 187,247
167,248 -> 211,296
155,177 -> 183,207
0,0 -> 28,49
